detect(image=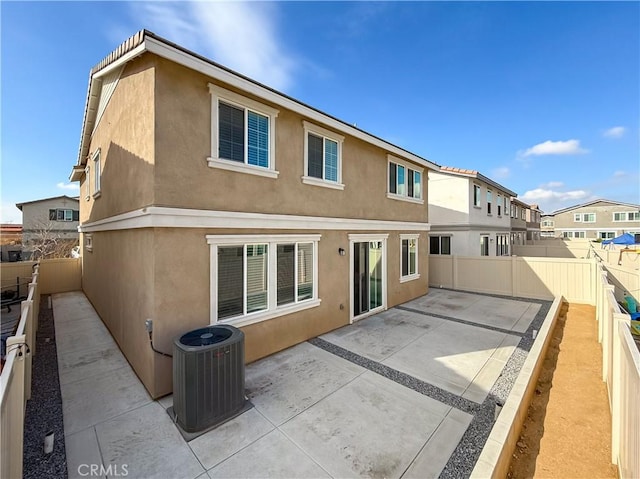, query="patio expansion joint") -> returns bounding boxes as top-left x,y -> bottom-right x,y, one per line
395,305 -> 526,337
308,337 -> 481,416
